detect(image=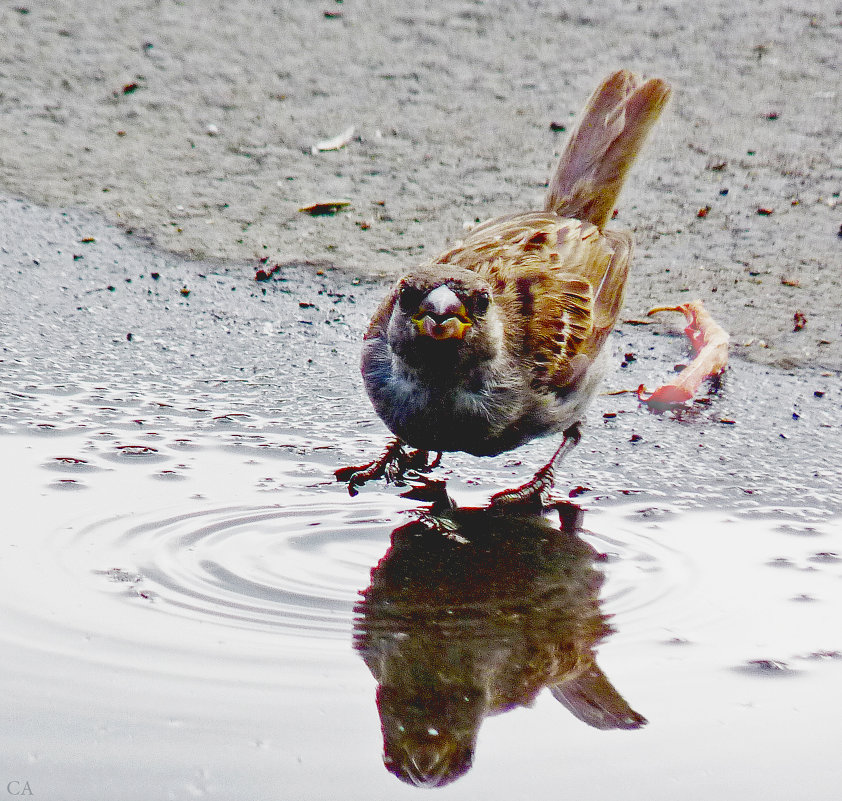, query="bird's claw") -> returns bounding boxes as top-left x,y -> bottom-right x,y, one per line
335,440 -> 441,496
488,424 -> 581,511
488,464 -> 555,510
